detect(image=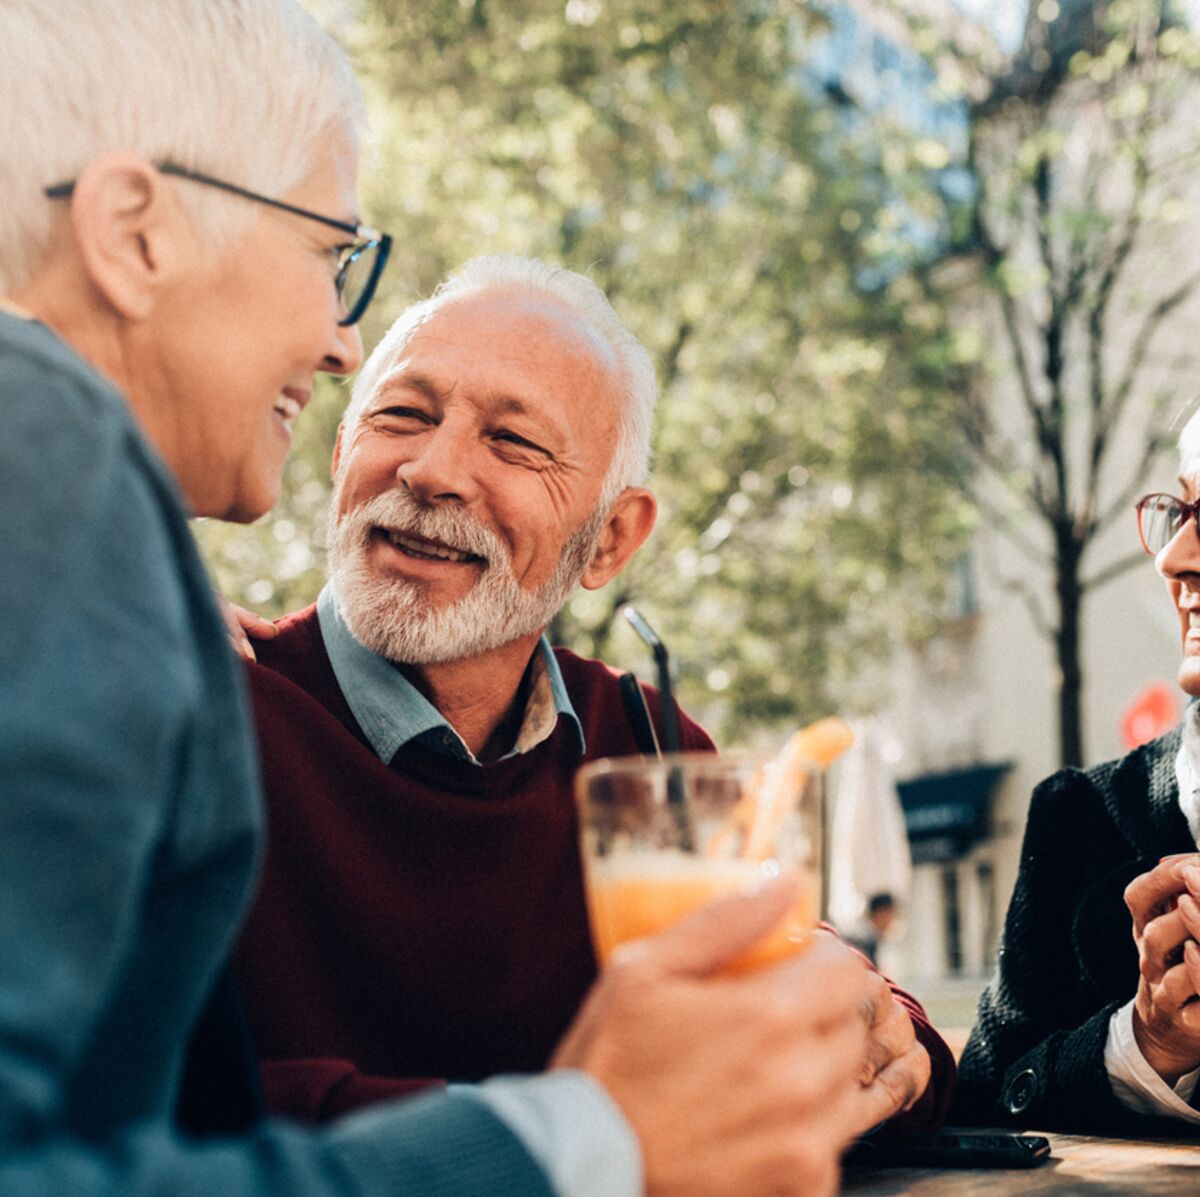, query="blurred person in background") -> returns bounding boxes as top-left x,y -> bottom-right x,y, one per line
956,406 -> 1200,1136
0,2 -> 901,1195
845,893 -> 899,966
231,256 -> 954,1136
